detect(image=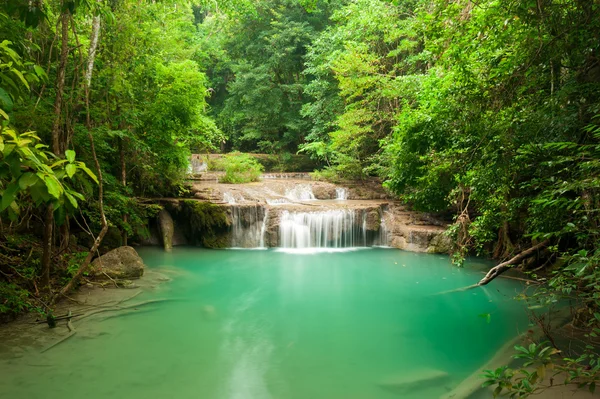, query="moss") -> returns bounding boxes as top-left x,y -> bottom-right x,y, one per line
182,200 -> 230,247
201,234 -> 230,249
